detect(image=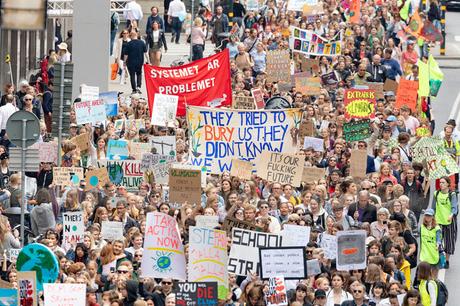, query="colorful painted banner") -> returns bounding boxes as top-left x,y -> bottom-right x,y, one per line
255,151 -> 303,186
336,230 -> 367,271
18,271 -> 37,306
290,27 -> 342,56
100,91 -> 118,117
142,212 -> 187,280
74,99 -> 106,124
187,106 -> 301,173
44,283 -> 86,306
344,89 -> 376,120
63,212 -> 84,251
428,55 -> 444,97
343,119 -> 372,142
145,49 -> 232,117
395,79 -> 419,111
151,93 -> 179,127
107,139 -> 129,160
295,76 -> 321,95
264,277 -> 288,306
189,227 -> 228,300
175,282 -> 218,306
0,288 -> 18,306
96,160 -> 143,192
